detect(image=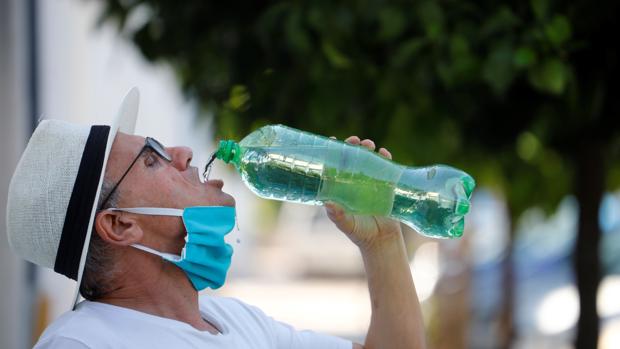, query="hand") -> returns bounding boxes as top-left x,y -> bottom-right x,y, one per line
325,136 -> 403,253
